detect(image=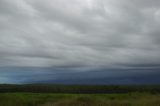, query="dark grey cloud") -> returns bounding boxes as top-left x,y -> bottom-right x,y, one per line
0,0 -> 160,71
1,67 -> 160,84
